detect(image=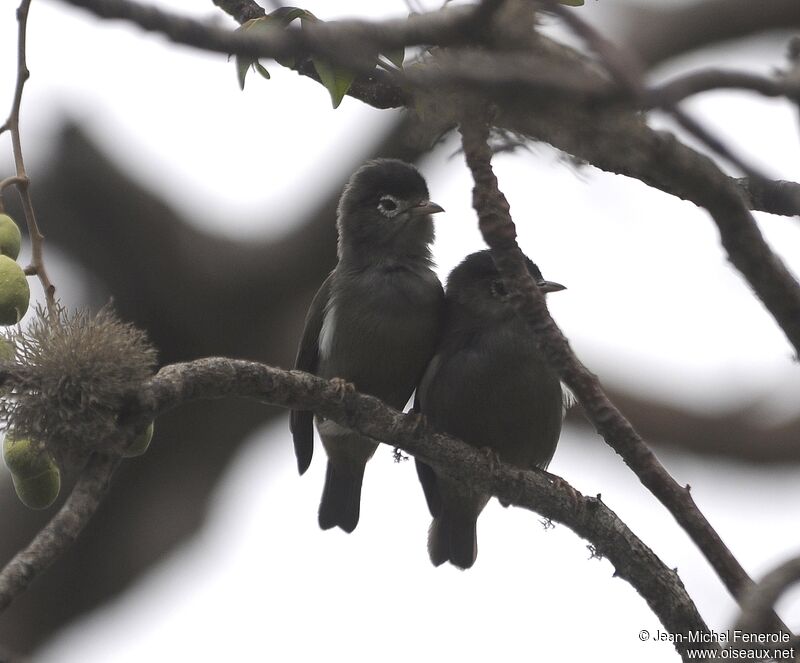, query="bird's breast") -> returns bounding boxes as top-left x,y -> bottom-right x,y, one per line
317,267 -> 442,408
420,329 -> 563,470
